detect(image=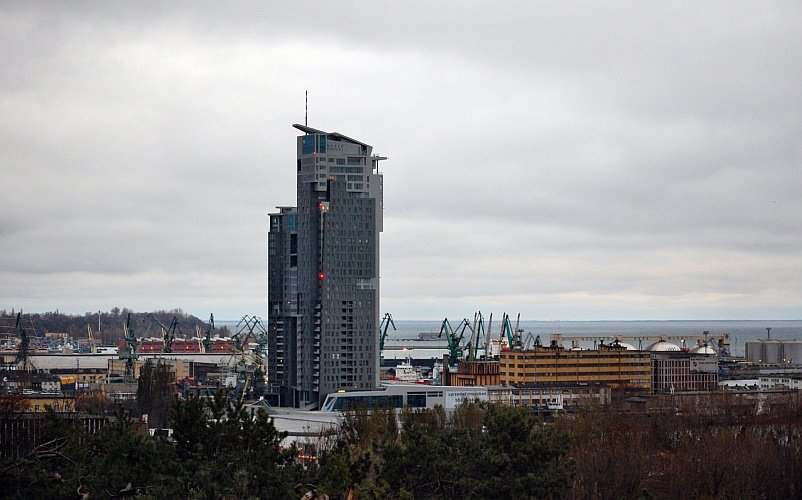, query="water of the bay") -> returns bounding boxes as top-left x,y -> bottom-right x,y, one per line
217,319 -> 802,357
385,320 -> 802,356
